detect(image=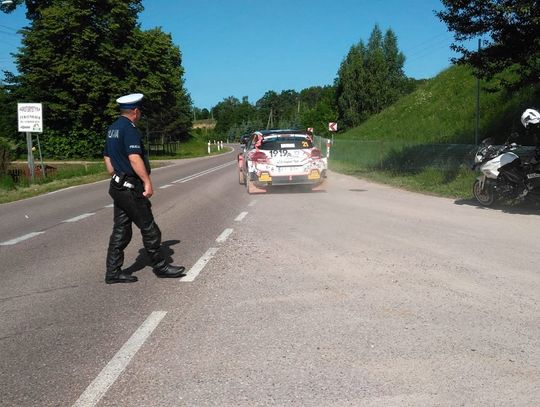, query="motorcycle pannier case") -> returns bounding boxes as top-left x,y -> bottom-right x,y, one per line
526,172 -> 540,188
